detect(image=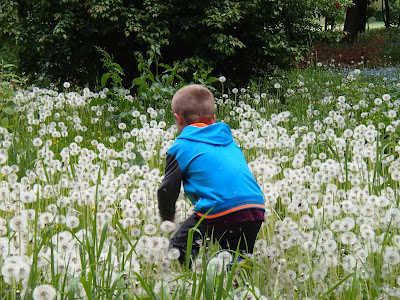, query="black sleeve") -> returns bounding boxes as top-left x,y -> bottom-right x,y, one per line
157,153 -> 182,221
